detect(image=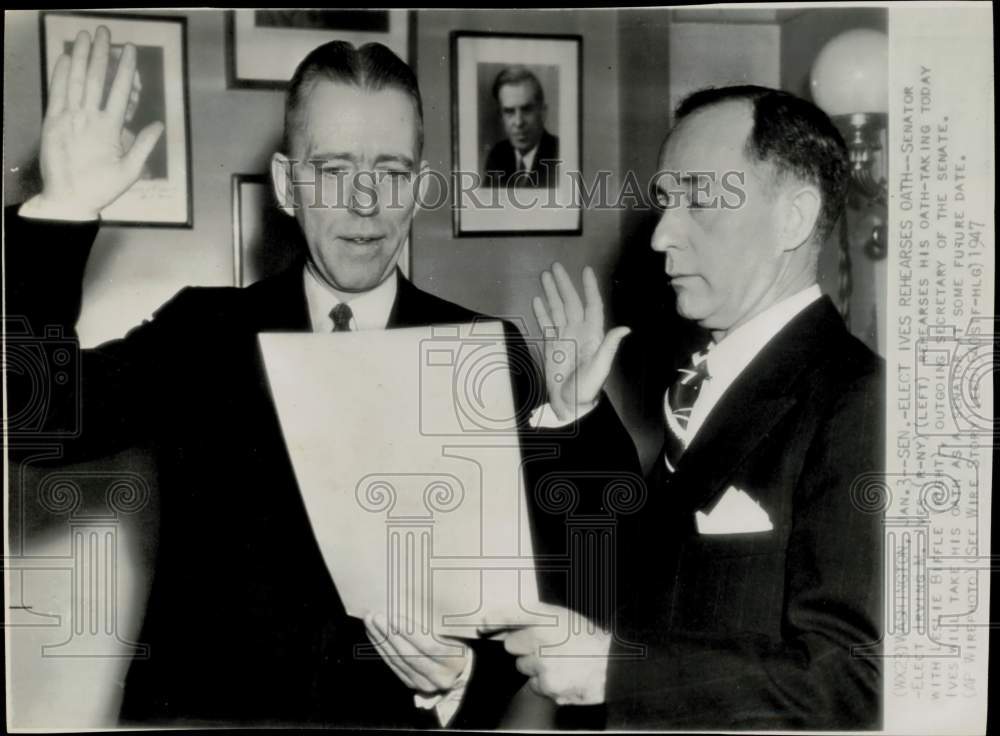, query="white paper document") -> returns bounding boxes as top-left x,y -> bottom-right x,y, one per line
259,322 -> 543,638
